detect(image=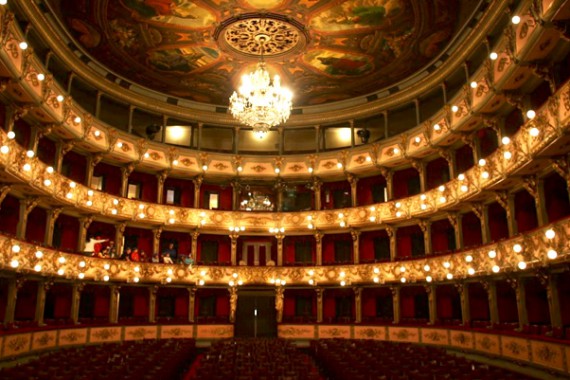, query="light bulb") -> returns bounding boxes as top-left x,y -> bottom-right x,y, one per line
470,81 -> 477,89
37,73 -> 45,81
7,131 -> 15,139
424,265 -> 430,272
26,150 -> 35,158
451,105 -> 459,113
530,127 -> 539,137
78,273 -> 85,279
426,276 -> 432,283
58,269 -> 65,276
513,244 -> 522,253
511,15 -> 521,24
478,159 -> 486,166
134,277 -> 139,283
10,259 -> 19,268
79,261 -> 86,268
446,273 -> 453,280
468,268 -> 475,275
35,250 -> 43,258
547,250 -> 558,260
492,265 -> 500,273
0,145 -> 9,154
400,277 -> 407,283
443,261 -> 450,268
19,41 -> 28,50
103,275 -> 109,282
465,255 -> 473,263
526,110 -> 536,119
545,229 -> 555,239
11,244 -> 20,253
502,137 -> 510,145
518,261 -> 527,270
490,52 -> 498,60
34,264 -> 42,272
